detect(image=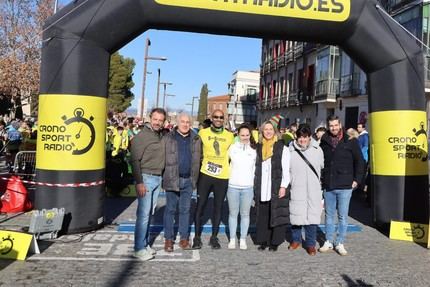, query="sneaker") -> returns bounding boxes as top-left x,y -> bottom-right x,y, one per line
228,239 -> 236,249
192,237 -> 202,249
209,236 -> 221,249
318,241 -> 333,253
146,246 -> 156,255
335,244 -> 348,256
133,249 -> 154,261
239,239 -> 247,250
